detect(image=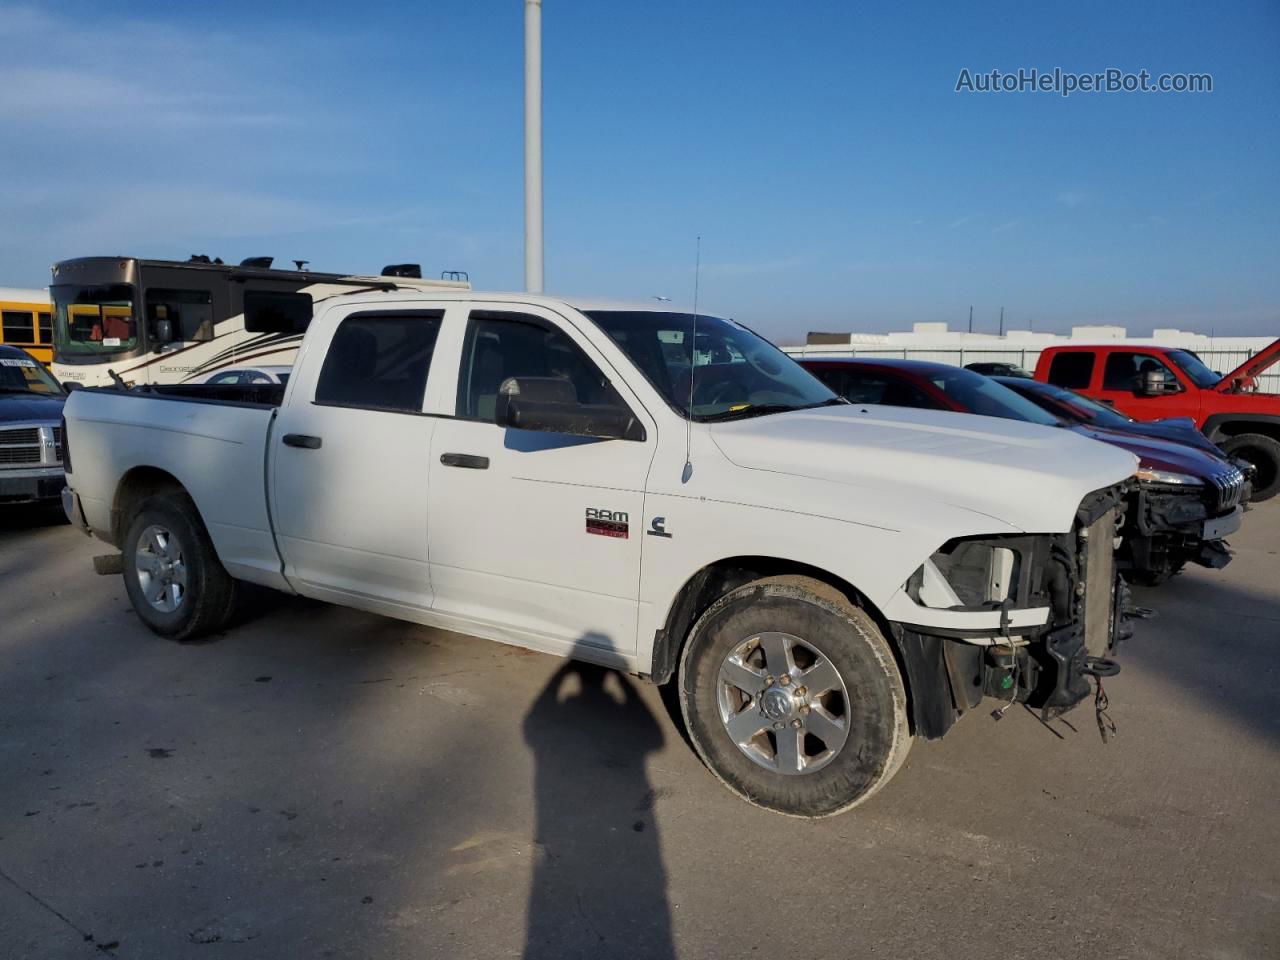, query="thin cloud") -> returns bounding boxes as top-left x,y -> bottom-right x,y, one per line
1057,190 -> 1090,208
